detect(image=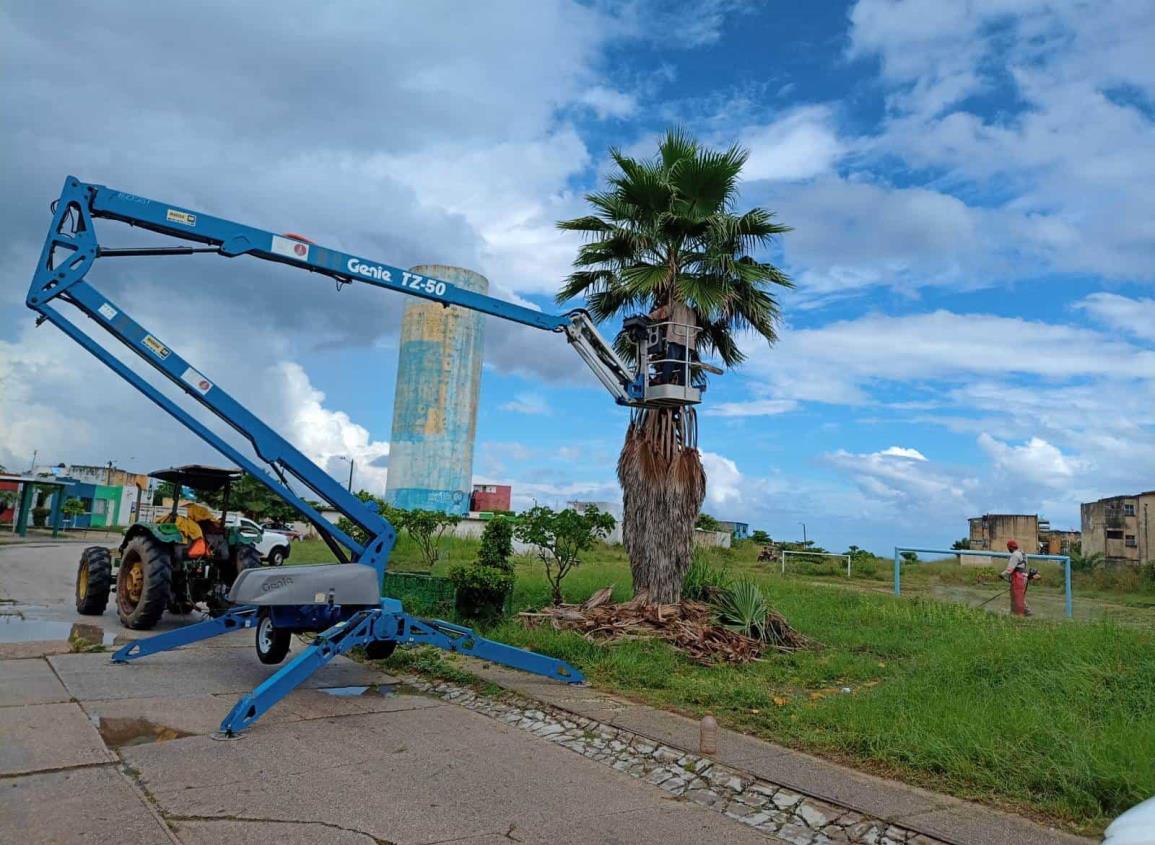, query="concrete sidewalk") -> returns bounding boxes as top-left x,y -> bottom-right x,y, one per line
452,659 -> 1095,845
1,541 -> 782,845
